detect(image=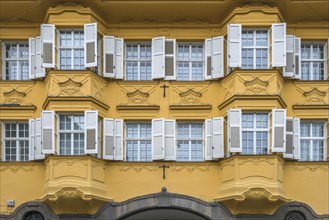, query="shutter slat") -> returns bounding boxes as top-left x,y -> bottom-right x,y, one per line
103,118 -> 115,160
35,118 -> 45,160
103,36 -> 115,78
114,119 -> 124,160
212,36 -> 224,79
114,38 -> 124,79
293,118 -> 301,160
283,117 -> 294,158
164,39 -> 176,80
283,35 -> 295,77
272,23 -> 286,67
213,117 -> 224,158
41,111 -> 55,154
84,23 -> 98,68
204,38 -> 212,80
228,24 -> 242,68
85,110 -> 98,154
29,38 -> 36,79
152,118 -> 165,160
152,37 -> 165,79
205,119 -> 213,160
35,36 -> 45,78
164,119 -> 176,160
294,37 -> 301,79
228,109 -> 242,153
272,109 -> 286,152
29,119 -> 35,161
41,24 -> 55,68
